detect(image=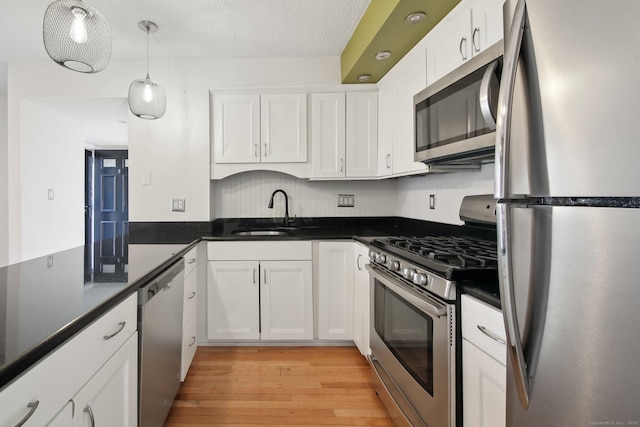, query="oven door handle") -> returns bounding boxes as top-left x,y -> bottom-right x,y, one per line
366,264 -> 447,318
